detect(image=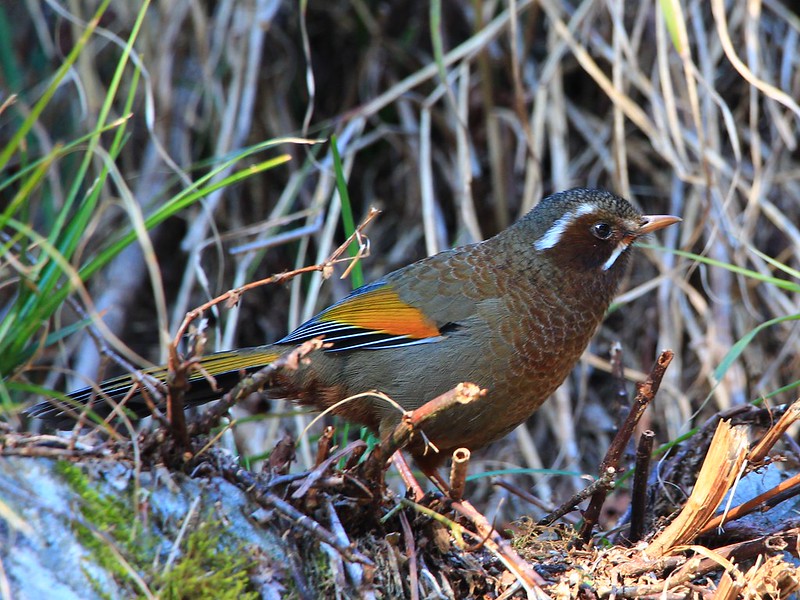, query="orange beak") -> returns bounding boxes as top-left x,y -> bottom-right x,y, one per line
637,214 -> 682,236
